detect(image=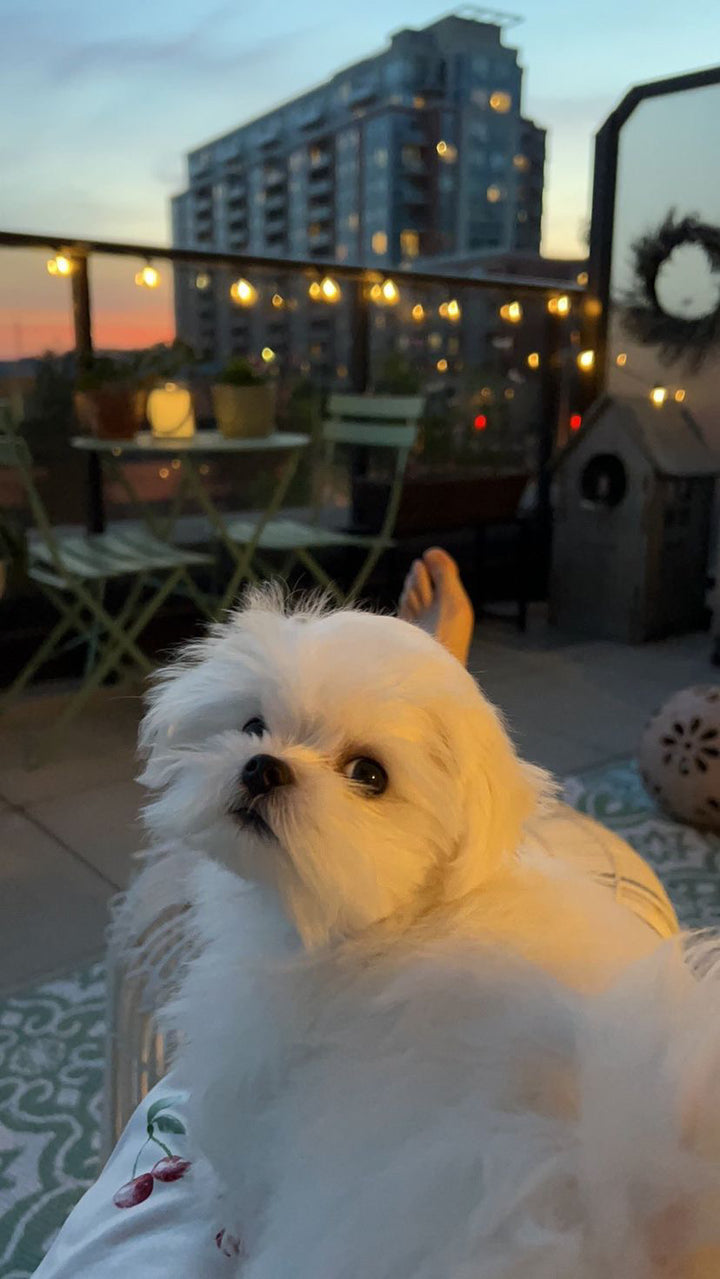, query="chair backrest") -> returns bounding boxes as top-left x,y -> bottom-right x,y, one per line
0,406 -> 66,571
320,393 -> 424,541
